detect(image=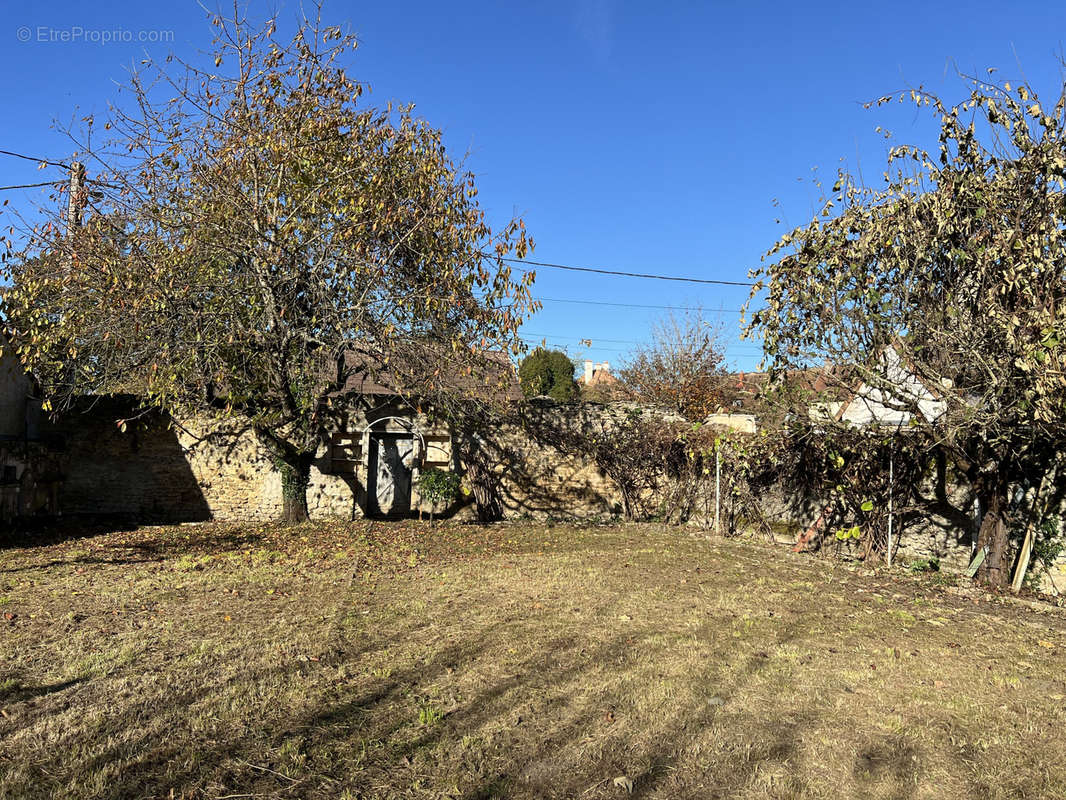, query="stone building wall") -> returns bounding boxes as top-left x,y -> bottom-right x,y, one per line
173,416 -> 369,522
59,401 -> 212,521
54,399 -> 632,523
58,400 -> 457,523
0,347 -> 35,439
